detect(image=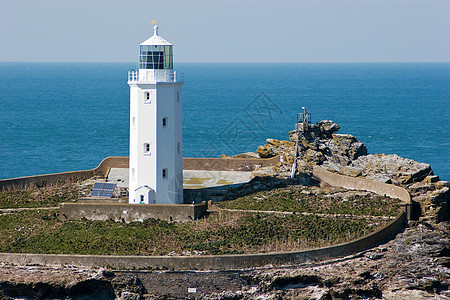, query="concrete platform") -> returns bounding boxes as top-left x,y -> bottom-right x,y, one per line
106,168 -> 252,190
182,170 -> 252,189
107,168 -> 129,188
